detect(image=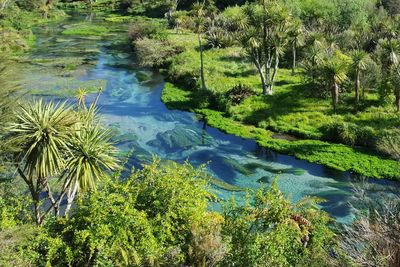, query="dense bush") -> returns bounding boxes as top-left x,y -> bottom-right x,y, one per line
225,84 -> 255,105
221,180 -> 336,266
13,162 -> 338,266
134,38 -> 183,68
128,20 -> 167,42
321,120 -> 377,147
377,129 -> 400,160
